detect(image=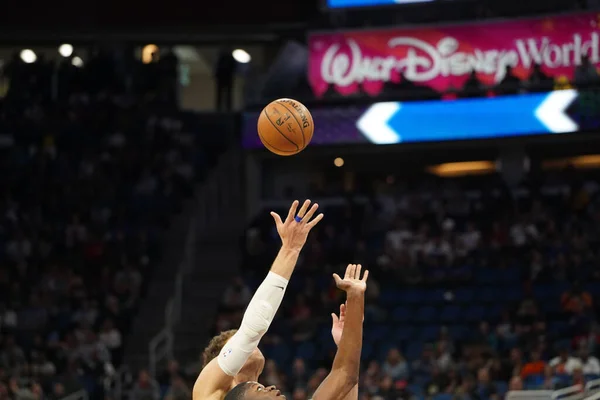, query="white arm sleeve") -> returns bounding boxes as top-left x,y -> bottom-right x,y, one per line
217,272 -> 288,376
